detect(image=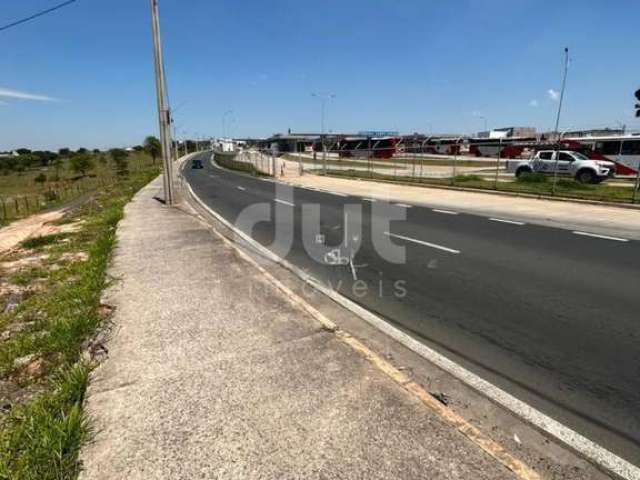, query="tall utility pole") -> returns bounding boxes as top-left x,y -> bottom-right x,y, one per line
150,0 -> 174,205
551,47 -> 570,195
312,92 -> 335,174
